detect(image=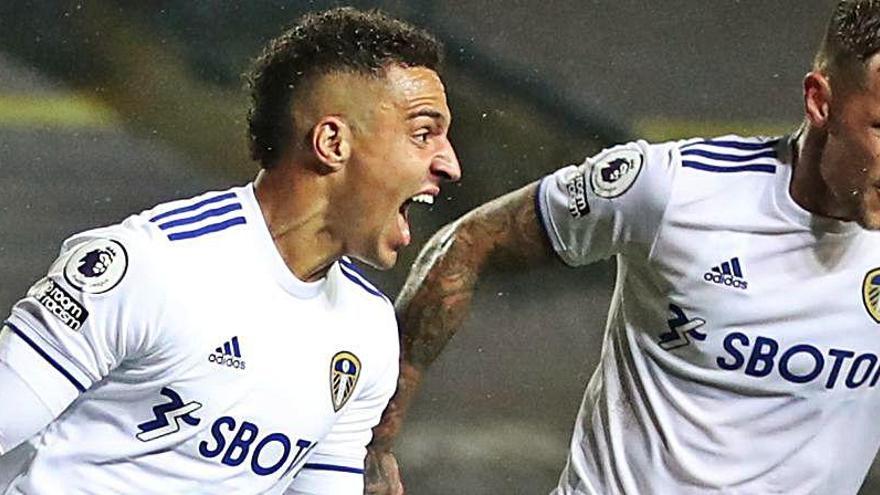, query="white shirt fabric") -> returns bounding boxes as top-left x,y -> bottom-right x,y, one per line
0,184 -> 398,494
538,135 -> 880,495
